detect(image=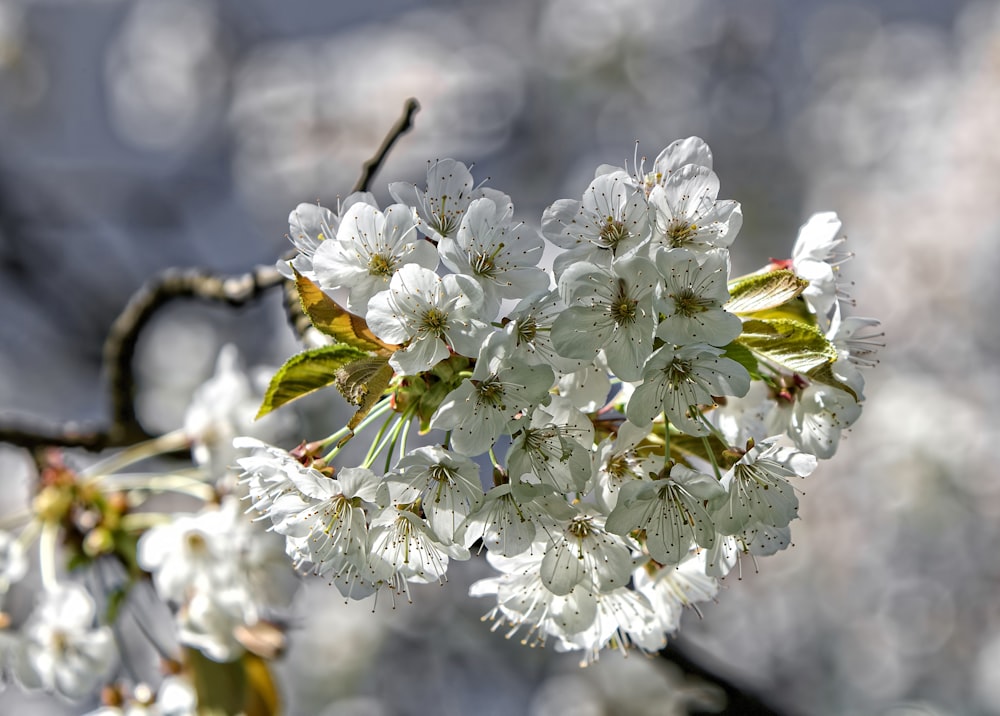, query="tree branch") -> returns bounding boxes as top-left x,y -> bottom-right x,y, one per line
352,97 -> 421,193
0,266 -> 286,452
1,99 -> 424,453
